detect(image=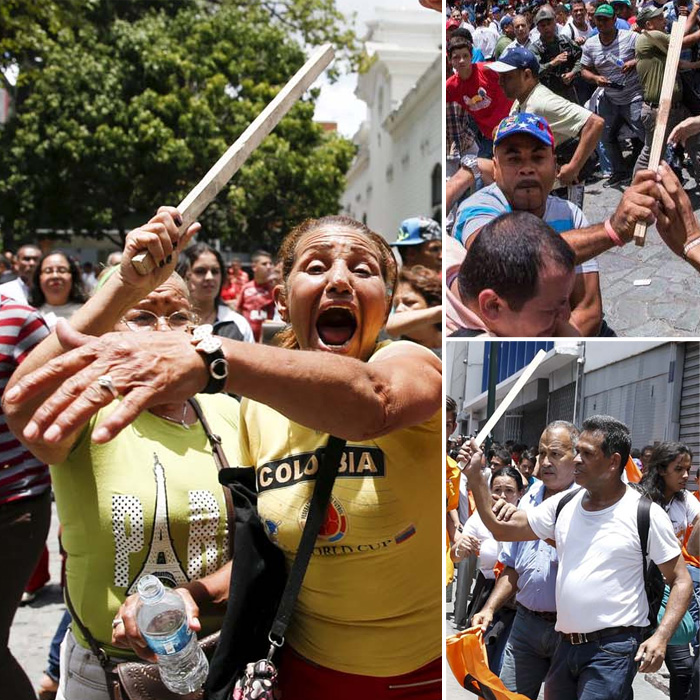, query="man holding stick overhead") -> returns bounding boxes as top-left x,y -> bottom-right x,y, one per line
459,415 -> 692,700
